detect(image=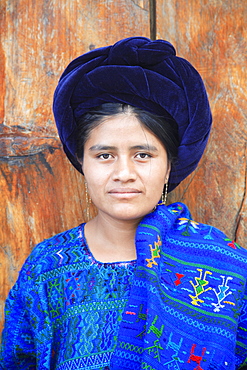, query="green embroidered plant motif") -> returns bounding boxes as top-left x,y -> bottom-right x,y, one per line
231,281 -> 245,319
145,315 -> 164,362
178,218 -> 200,236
